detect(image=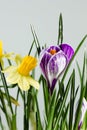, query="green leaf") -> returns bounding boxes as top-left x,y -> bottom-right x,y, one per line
76,61 -> 82,84
74,86 -> 86,130
81,53 -> 86,90
0,115 -> 4,130
0,64 -> 13,114
28,40 -> 35,55
0,90 -> 19,106
82,111 -> 87,129
30,25 -> 41,55
57,13 -> 63,45
60,104 -> 69,130
42,77 -> 49,122
11,115 -> 17,130
62,35 -> 87,83
69,69 -> 75,130
46,90 -> 56,130
35,91 -> 43,130
54,71 -> 74,130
